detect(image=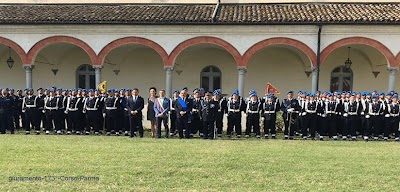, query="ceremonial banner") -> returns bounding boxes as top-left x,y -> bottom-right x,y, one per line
97,81 -> 107,93
265,82 -> 280,94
